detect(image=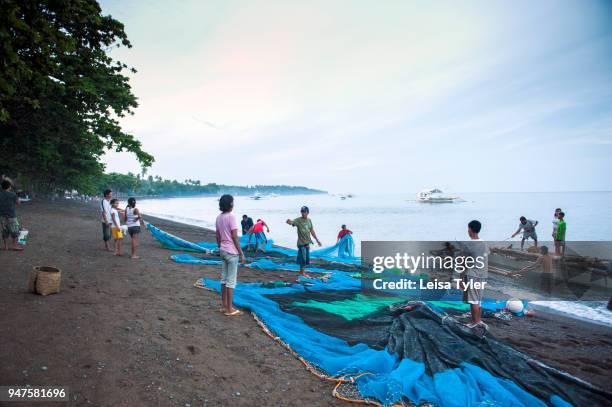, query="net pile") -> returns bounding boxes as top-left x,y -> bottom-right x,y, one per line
150,223 -> 611,406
